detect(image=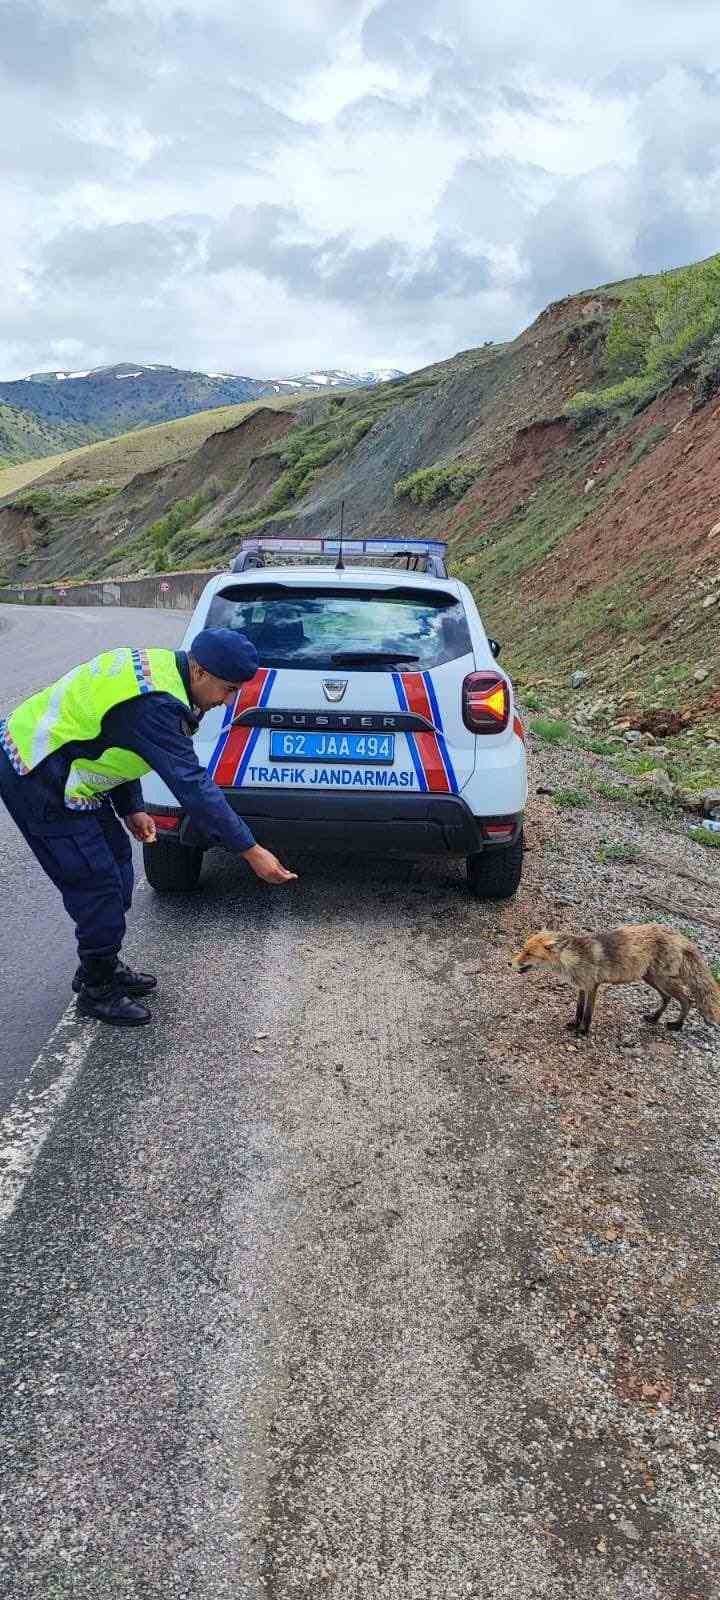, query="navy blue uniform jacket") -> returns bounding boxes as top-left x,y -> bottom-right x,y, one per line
4,650 -> 256,852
